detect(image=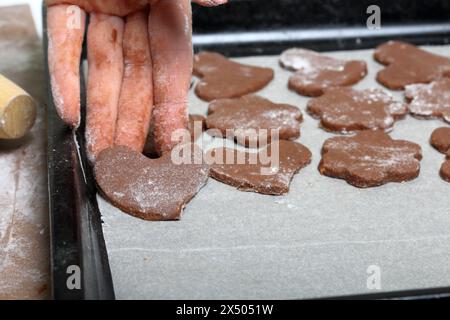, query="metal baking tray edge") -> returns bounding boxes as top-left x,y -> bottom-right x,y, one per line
43,4 -> 115,300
